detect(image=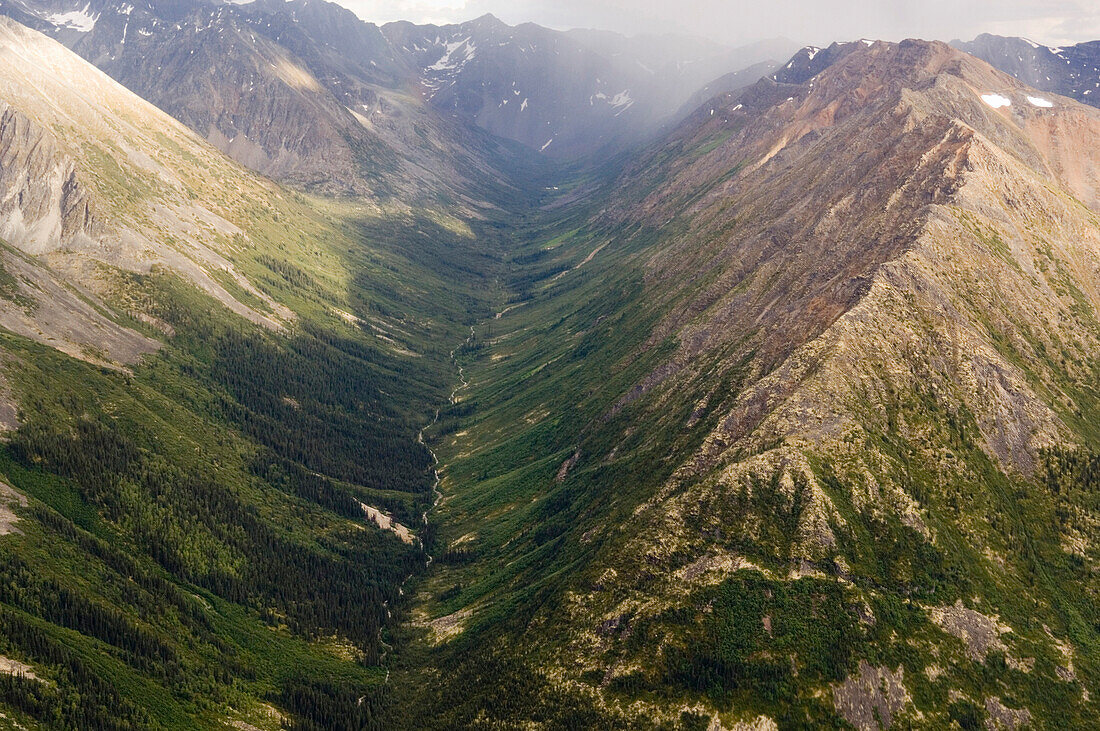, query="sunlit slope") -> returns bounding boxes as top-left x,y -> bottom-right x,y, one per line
0,15 -> 500,355
403,40 -> 1100,728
